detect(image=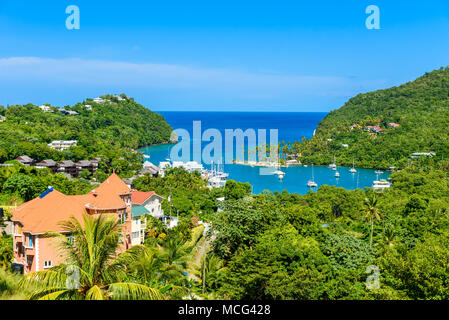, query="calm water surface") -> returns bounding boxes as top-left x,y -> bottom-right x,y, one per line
141,112 -> 389,194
